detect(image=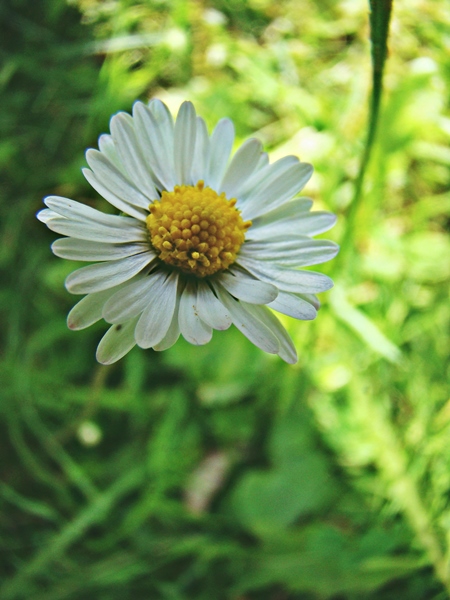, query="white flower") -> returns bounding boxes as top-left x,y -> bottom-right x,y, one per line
38,100 -> 338,365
